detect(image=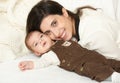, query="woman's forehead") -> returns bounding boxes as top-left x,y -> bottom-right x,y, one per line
41,15 -> 54,27
41,15 -> 62,26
